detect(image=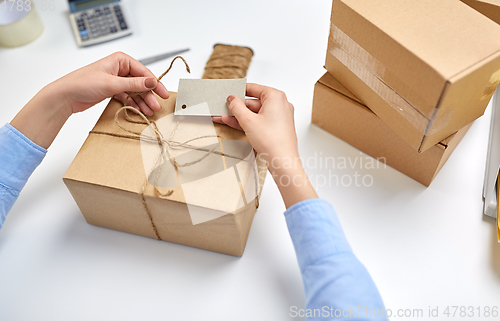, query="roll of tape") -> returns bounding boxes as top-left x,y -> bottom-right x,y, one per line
0,0 -> 43,47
